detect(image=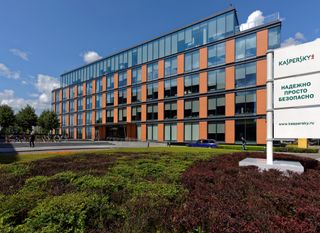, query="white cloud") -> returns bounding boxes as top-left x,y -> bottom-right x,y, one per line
240,10 -> 265,31
0,74 -> 60,114
0,89 -> 41,114
10,48 -> 29,61
281,32 -> 306,48
81,51 -> 102,64
0,63 -> 20,80
34,74 -> 60,107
